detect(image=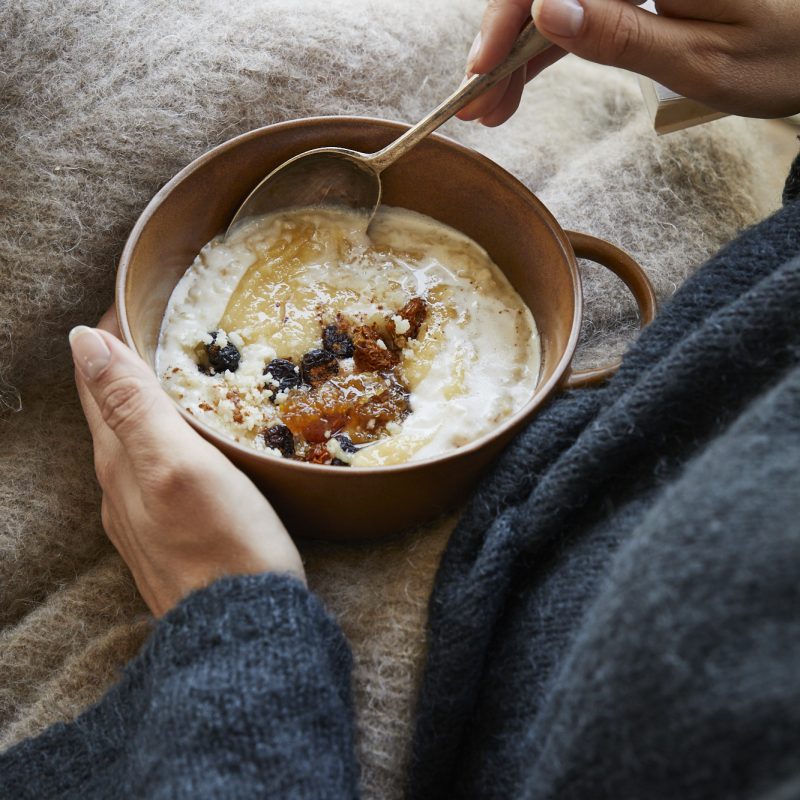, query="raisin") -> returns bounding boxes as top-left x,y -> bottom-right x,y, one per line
262,424 -> 295,458
264,358 -> 302,394
301,348 -> 339,385
334,433 -> 358,454
352,325 -> 398,372
205,331 -> 241,373
322,323 -> 354,358
330,458 -> 350,467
